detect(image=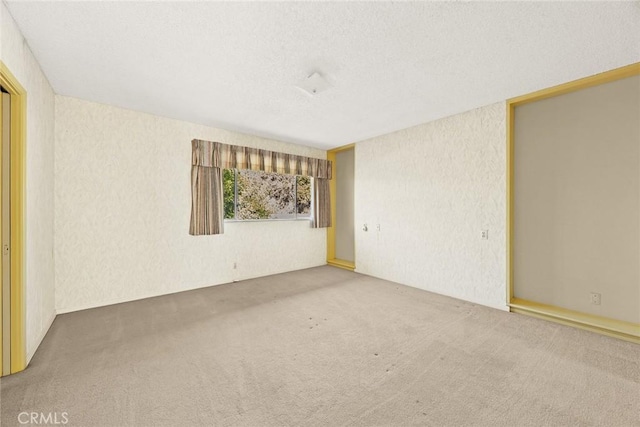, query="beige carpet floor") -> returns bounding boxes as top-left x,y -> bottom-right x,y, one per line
1,266 -> 638,426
